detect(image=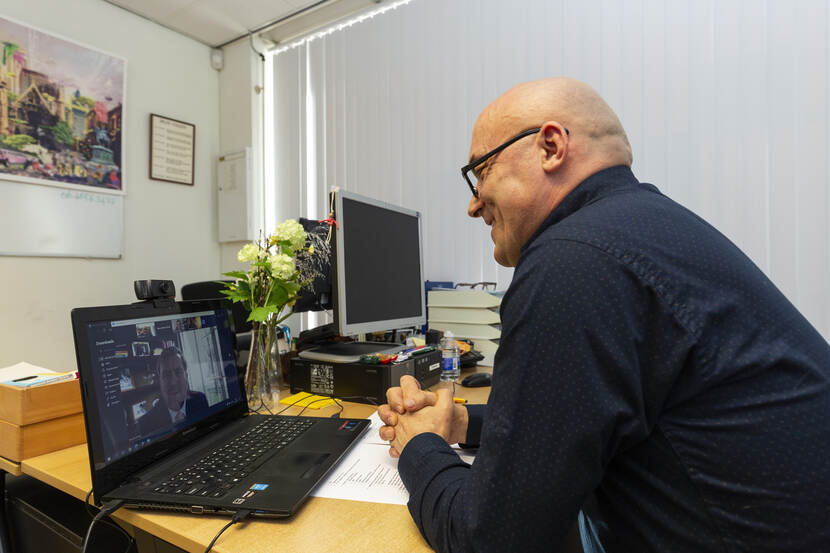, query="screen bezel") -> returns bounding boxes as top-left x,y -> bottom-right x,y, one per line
332,189 -> 427,337
71,299 -> 248,503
